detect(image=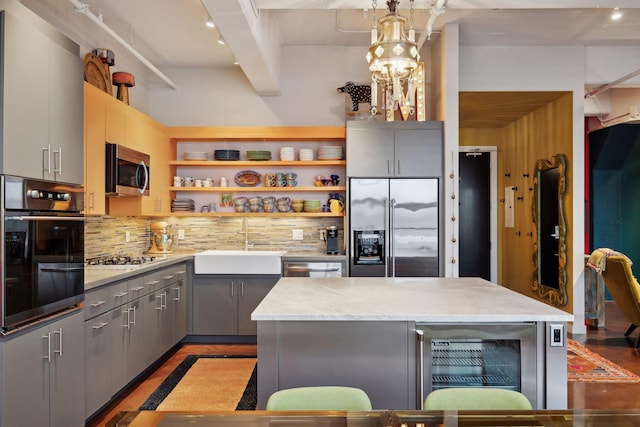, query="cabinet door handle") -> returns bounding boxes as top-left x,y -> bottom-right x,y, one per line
129,306 -> 136,327
53,328 -> 63,357
89,191 -> 95,210
123,309 -> 131,329
416,330 -> 425,410
92,322 -> 109,330
173,286 -> 180,301
53,146 -> 62,175
147,280 -> 160,286
397,159 -> 400,175
42,333 -> 52,362
162,292 -> 167,309
162,275 -> 174,281
90,300 -> 106,308
387,159 -> 390,175
114,291 -> 128,298
241,281 -> 244,297
130,286 -> 144,292
42,145 -> 51,175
